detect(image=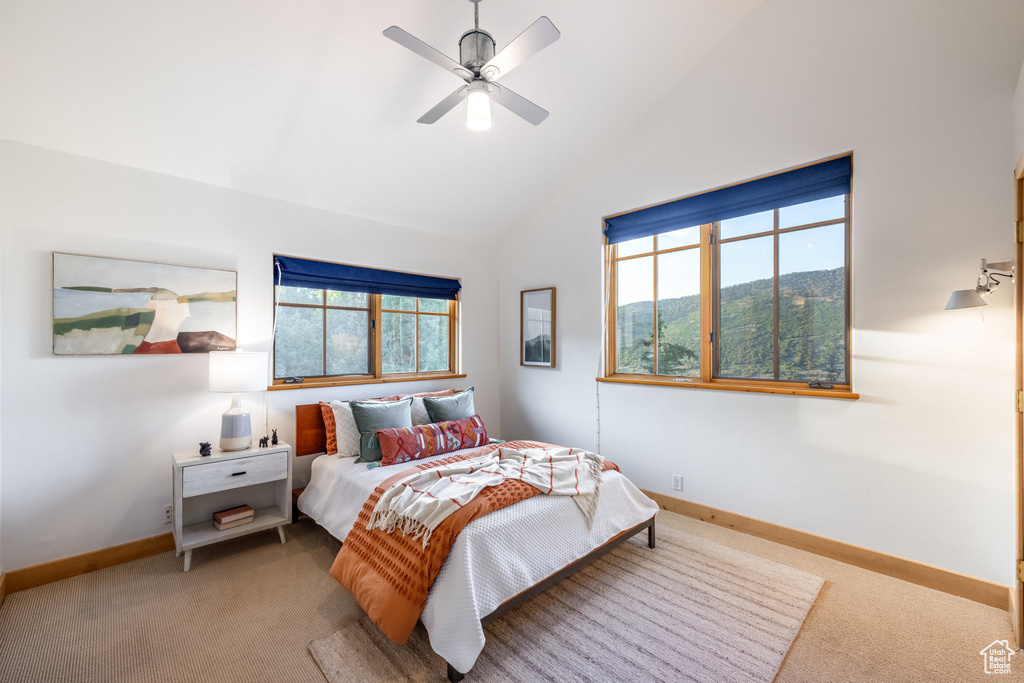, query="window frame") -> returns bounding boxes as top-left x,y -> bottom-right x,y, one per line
271,289 -> 461,390
602,183 -> 856,400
